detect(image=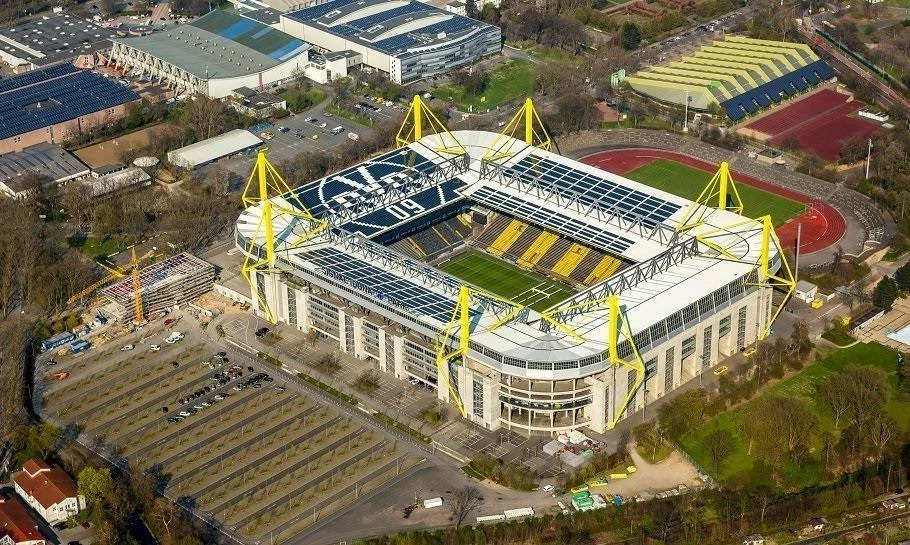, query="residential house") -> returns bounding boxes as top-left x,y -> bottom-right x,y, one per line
0,496 -> 46,545
12,460 -> 84,525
